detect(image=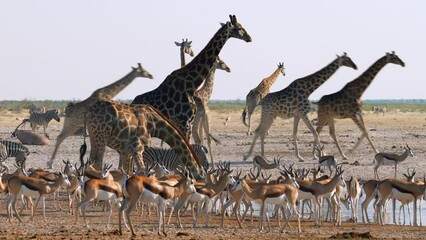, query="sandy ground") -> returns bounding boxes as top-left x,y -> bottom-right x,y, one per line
0,108 -> 426,239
